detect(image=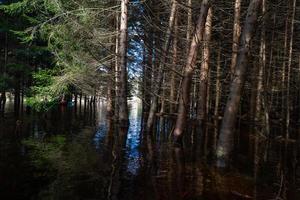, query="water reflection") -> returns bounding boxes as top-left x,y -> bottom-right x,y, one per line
0,100 -> 300,200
